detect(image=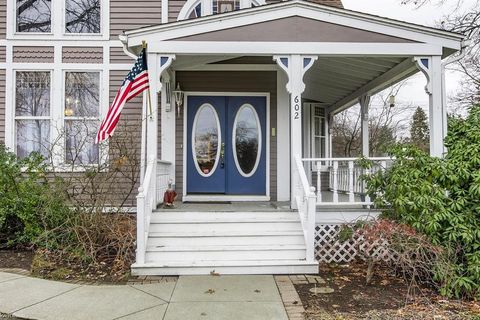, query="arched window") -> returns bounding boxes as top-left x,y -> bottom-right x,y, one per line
178,0 -> 266,21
